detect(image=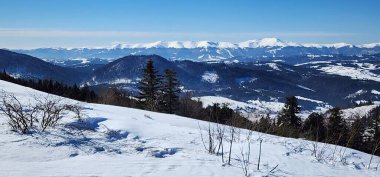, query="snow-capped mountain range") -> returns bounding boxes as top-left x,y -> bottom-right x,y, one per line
79,38 -> 380,49
108,38 -> 302,49
14,38 -> 380,63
